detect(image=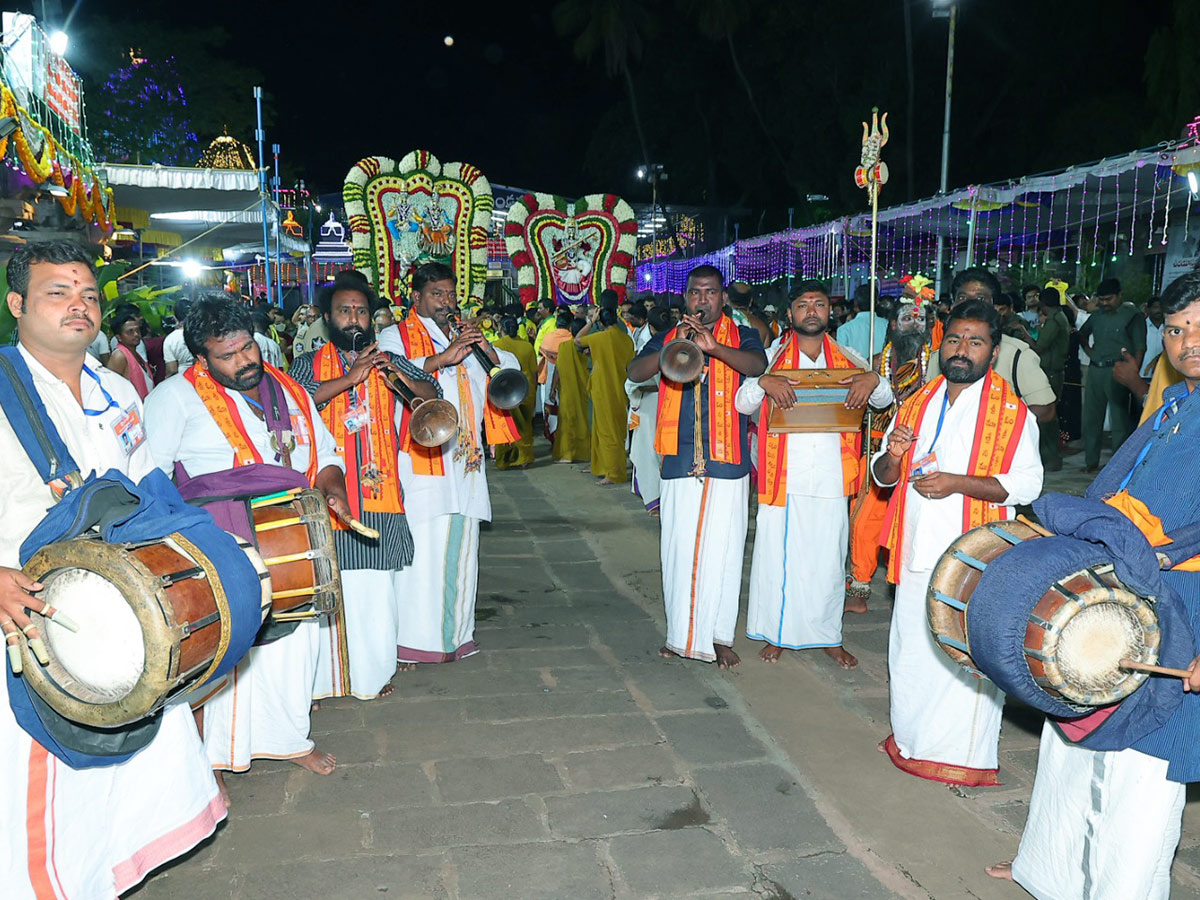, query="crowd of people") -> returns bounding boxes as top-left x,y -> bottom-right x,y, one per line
1,235 -> 1198,900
